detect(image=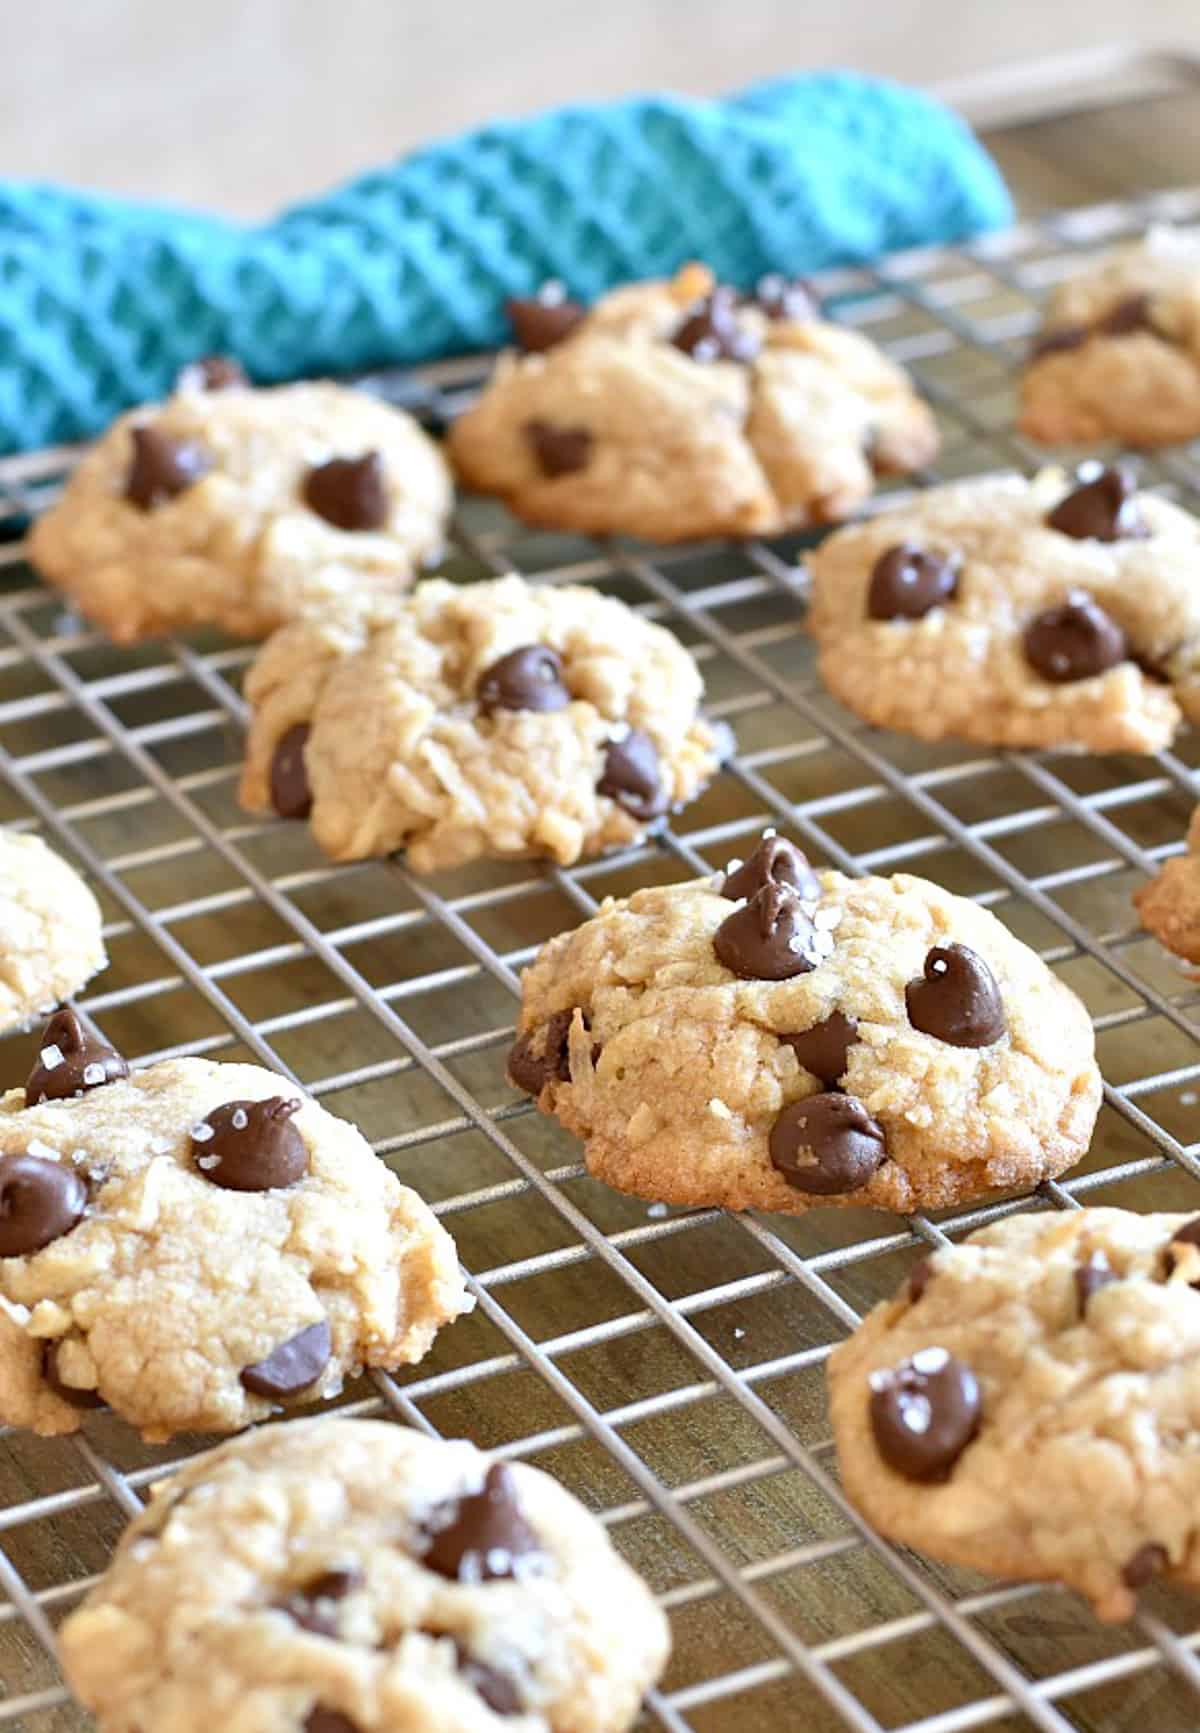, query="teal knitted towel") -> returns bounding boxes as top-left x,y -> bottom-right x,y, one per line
0,71 -> 1010,455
